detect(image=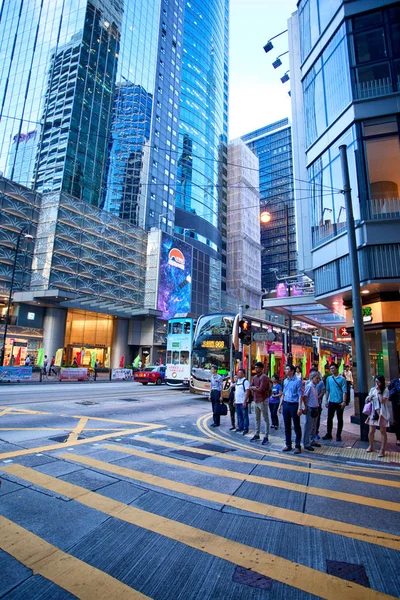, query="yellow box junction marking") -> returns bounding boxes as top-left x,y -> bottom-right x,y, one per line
1,465 -> 395,600
60,452 -> 400,552
66,417 -> 89,443
135,435 -> 400,489
0,516 -> 149,599
0,424 -> 164,461
103,444 -> 400,513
